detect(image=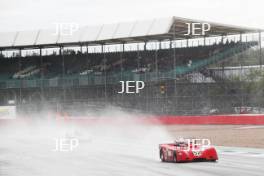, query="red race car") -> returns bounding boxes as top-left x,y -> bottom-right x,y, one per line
159,138 -> 218,163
